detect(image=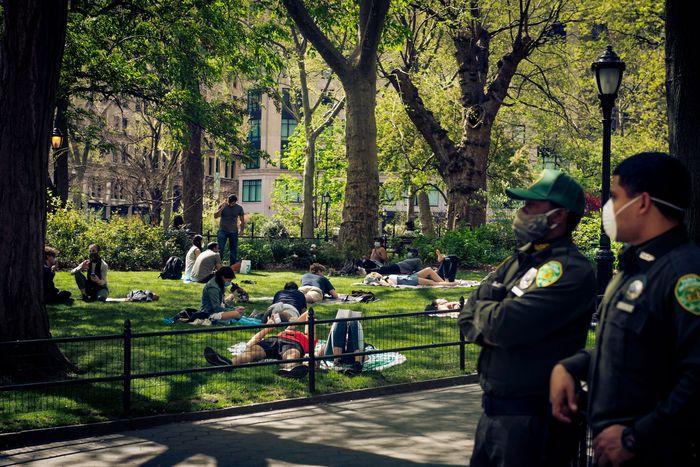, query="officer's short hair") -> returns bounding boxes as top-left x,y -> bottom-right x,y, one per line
613,152 -> 691,222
